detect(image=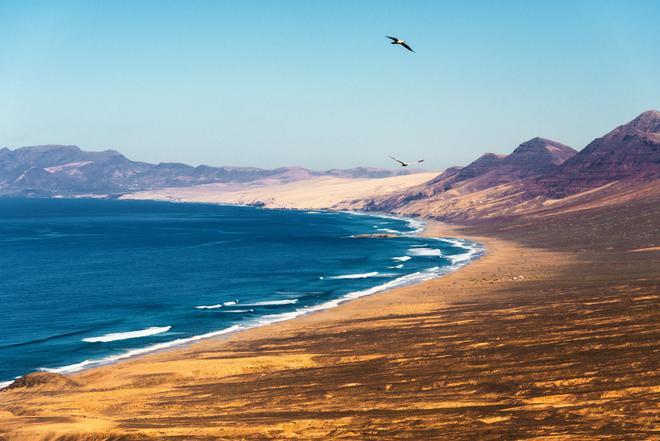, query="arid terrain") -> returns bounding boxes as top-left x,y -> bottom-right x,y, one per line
0,144 -> 423,198
1,111 -> 658,440
121,111 -> 660,222
121,172 -> 440,209
0,183 -> 658,440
